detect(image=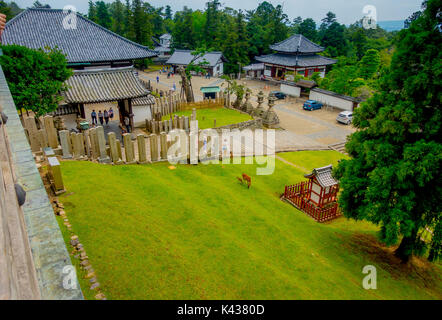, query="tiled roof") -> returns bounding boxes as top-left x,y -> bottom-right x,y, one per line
132,95 -> 156,106
154,45 -> 171,53
255,53 -> 337,68
311,88 -> 361,102
296,79 -> 317,89
305,165 -> 338,188
160,33 -> 172,40
243,63 -> 265,71
3,8 -> 157,64
63,67 -> 150,104
270,34 -> 324,54
166,50 -> 226,67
